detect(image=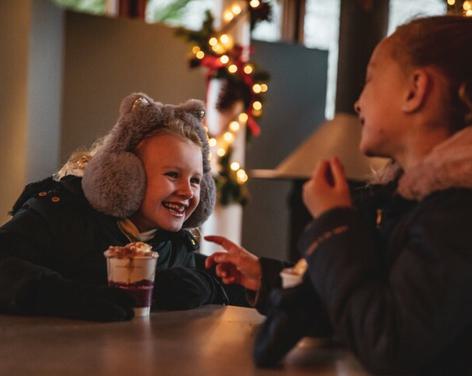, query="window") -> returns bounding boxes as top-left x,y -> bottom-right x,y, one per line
304,0 -> 446,118
251,1 -> 283,42
304,0 -> 340,118
146,0 -> 214,28
388,0 -> 446,34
